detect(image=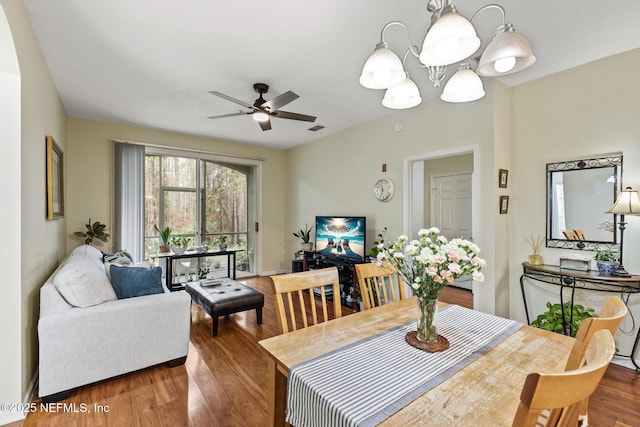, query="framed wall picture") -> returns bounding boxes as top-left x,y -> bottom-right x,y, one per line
498,169 -> 509,188
46,135 -> 64,220
499,195 -> 509,214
